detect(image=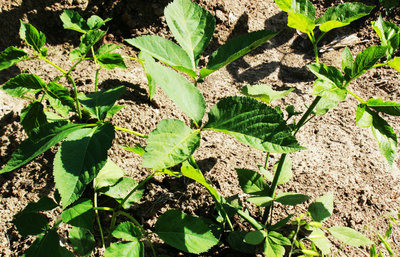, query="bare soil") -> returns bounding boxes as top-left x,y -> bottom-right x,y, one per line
0,0 -> 399,256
